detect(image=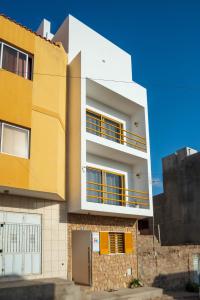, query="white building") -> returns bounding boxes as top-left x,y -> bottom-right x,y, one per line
40,15 -> 153,290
